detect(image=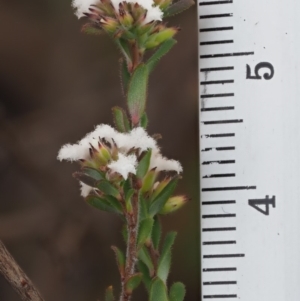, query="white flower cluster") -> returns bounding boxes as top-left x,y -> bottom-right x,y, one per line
72,0 -> 163,23
58,124 -> 182,196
